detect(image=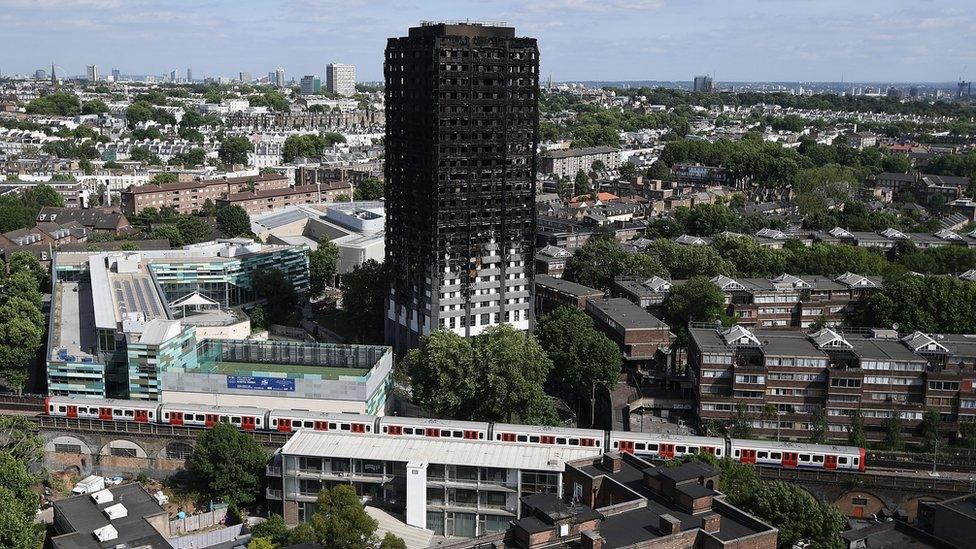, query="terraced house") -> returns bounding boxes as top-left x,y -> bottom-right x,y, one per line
688,324 -> 976,445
